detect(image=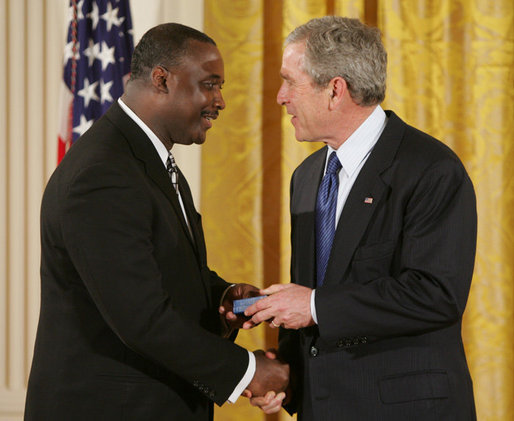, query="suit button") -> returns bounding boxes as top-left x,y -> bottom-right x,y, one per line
361,336 -> 368,344
337,340 -> 344,348
310,346 -> 318,357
